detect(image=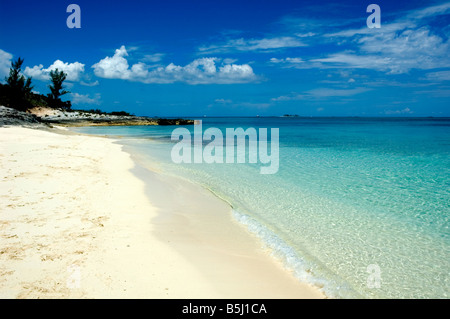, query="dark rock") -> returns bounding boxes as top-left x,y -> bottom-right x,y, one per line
0,106 -> 47,127
157,118 -> 195,126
